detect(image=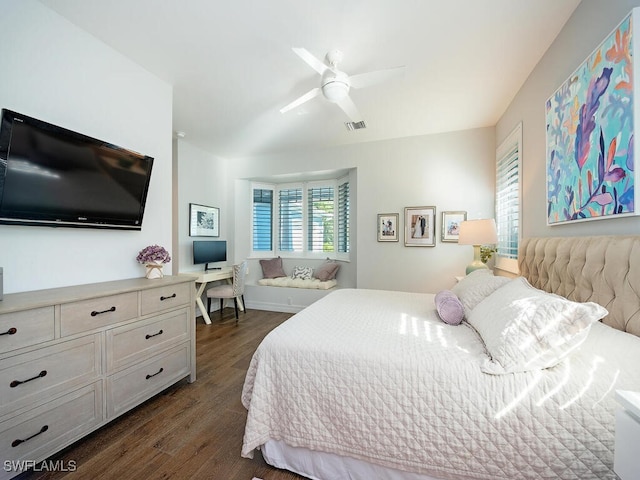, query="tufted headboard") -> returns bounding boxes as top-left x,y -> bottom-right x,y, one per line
519,235 -> 640,337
